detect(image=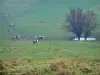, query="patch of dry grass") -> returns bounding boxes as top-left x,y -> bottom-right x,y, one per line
0,58 -> 100,75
